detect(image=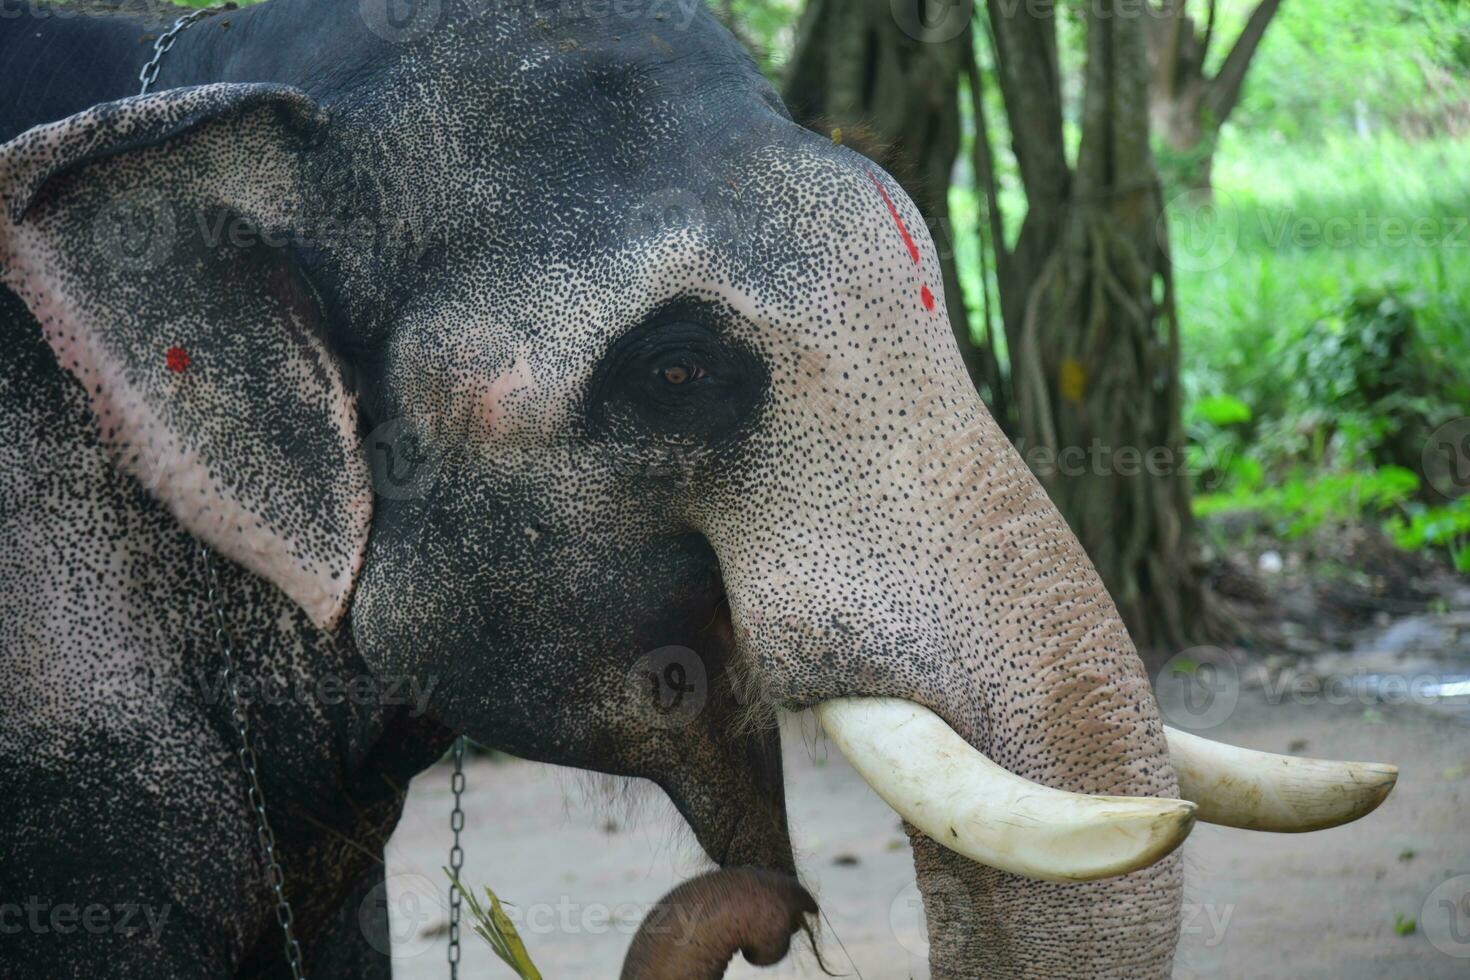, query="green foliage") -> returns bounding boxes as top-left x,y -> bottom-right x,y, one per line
1195,467 -> 1422,537
1296,289 -> 1422,407
715,0 -> 804,77
1384,497 -> 1470,571
1191,395 -> 1253,427
1176,128 -> 1469,564
1174,131 -> 1470,491
1291,285 -> 1460,469
1215,0 -> 1470,141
